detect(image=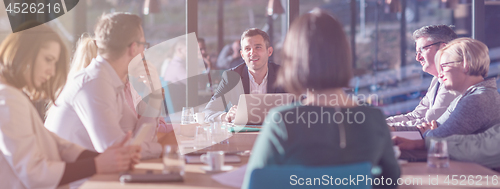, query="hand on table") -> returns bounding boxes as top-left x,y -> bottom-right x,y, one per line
416,120 -> 438,134
392,136 -> 426,150
222,105 -> 238,123
94,131 -> 142,173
